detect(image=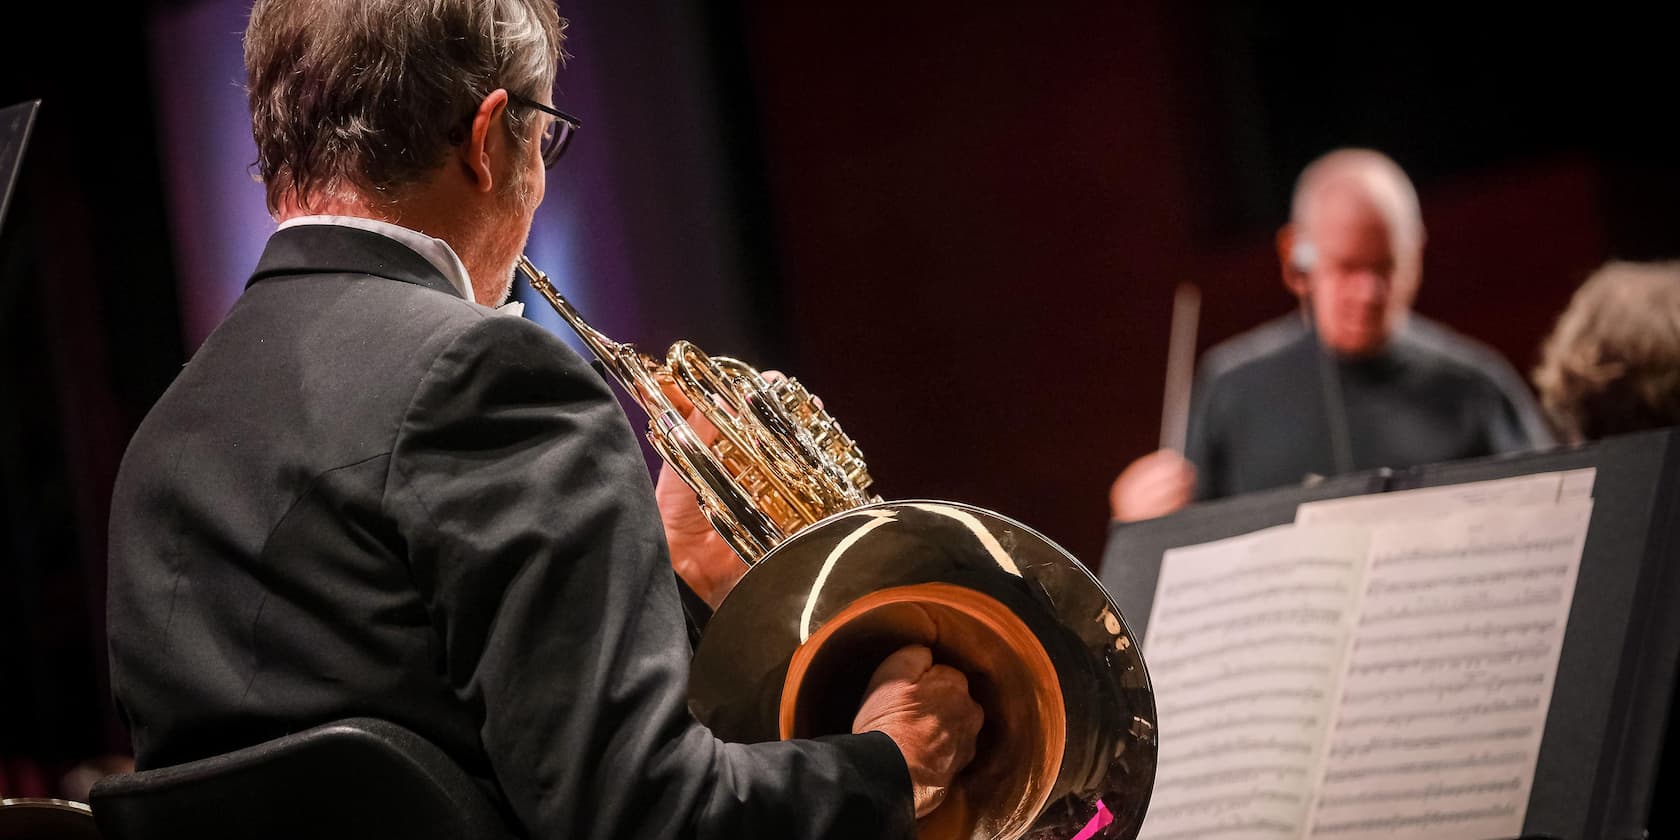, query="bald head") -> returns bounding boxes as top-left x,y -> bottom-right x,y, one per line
1291,148 -> 1424,255
1279,149 -> 1426,356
